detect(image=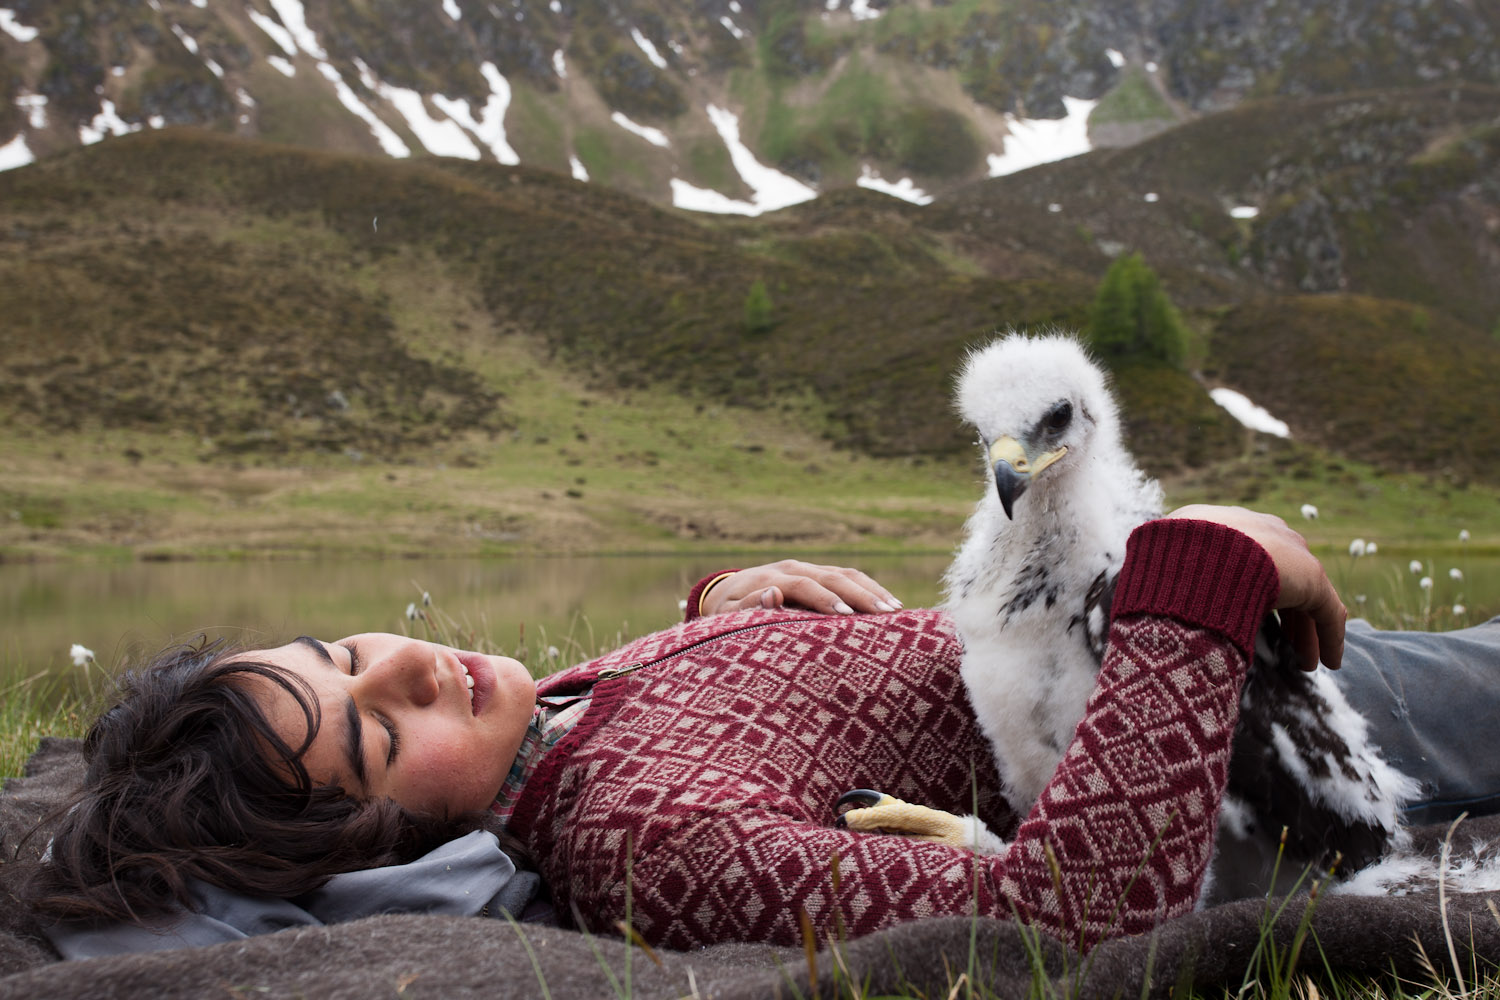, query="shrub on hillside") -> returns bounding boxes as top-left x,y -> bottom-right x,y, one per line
744,279 -> 774,334
1087,252 -> 1189,367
